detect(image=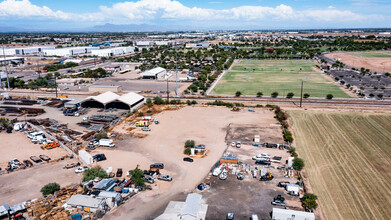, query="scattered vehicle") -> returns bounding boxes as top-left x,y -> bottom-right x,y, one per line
155,119 -> 159,124
219,170 -> 228,180
271,195 -> 286,207
231,141 -> 236,147
252,153 -> 270,160
237,172 -> 244,180
30,156 -> 42,163
183,157 -> 194,162
142,127 -> 151,131
64,162 -> 80,169
99,139 -> 115,147
136,121 -> 149,127
86,144 -> 96,150
260,173 -> 274,181
213,167 -> 222,176
236,141 -> 241,148
250,215 -> 259,220
11,158 -> 21,165
158,174 -> 173,181
93,154 -> 107,162
23,160 -> 33,167
255,159 -> 271,165
75,166 -> 88,173
12,213 -> 26,220
116,168 -> 123,177
150,163 -> 164,169
144,175 -> 155,184
231,106 -> 240,111
226,213 -> 235,220
277,182 -> 290,188
248,109 -> 255,112
41,141 -> 59,150
39,155 -> 51,162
